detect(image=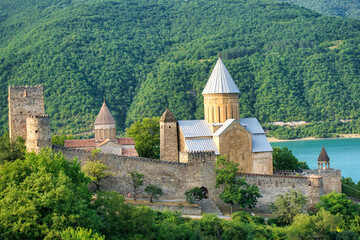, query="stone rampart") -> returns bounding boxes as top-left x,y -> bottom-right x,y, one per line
237,173 -> 323,210
53,146 -> 217,199
302,169 -> 341,194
